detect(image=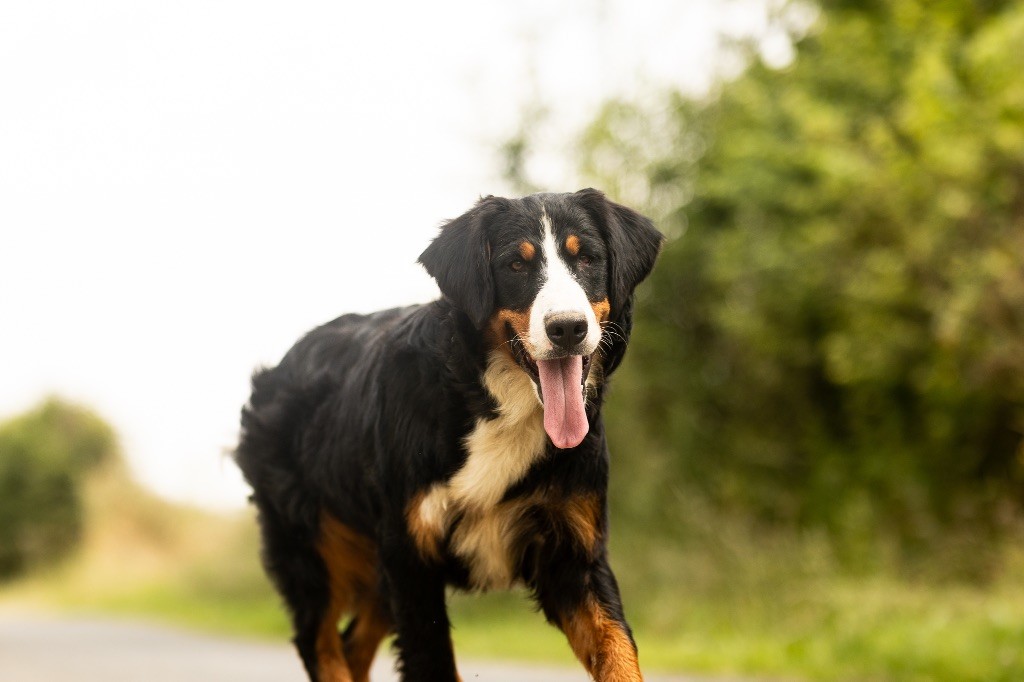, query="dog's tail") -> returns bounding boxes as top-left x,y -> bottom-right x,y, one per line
235,366 -> 328,531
